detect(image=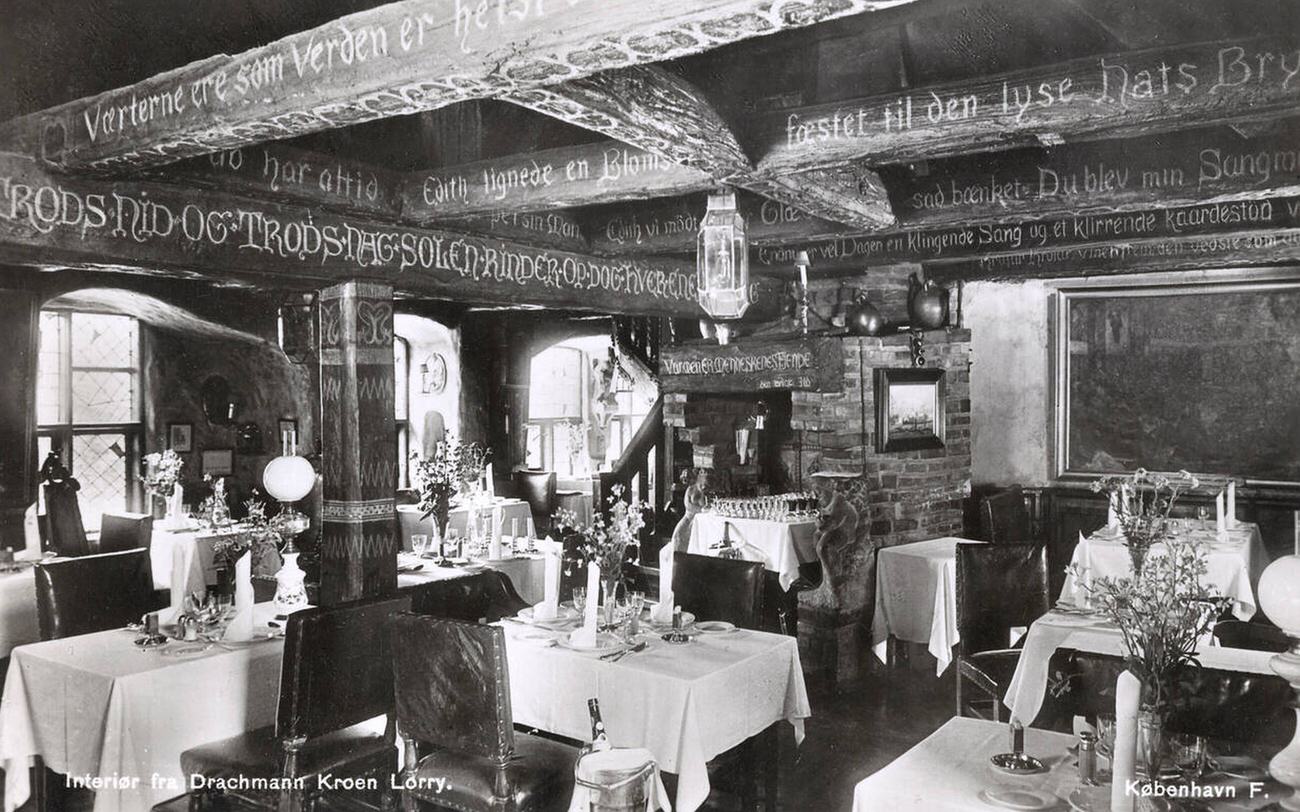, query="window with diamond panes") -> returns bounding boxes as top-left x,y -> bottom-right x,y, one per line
36,310 -> 143,532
